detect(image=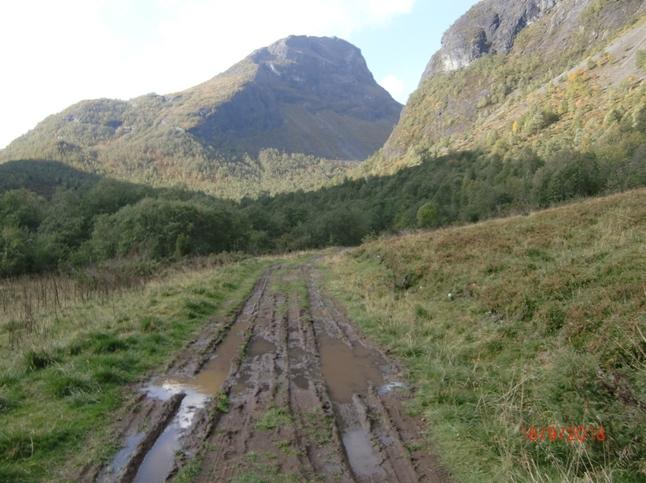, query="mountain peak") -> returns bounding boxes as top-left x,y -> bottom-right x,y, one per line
1,35 -> 402,198
182,35 -> 401,161
255,35 -> 362,63
247,35 -> 376,89
378,0 -> 645,168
